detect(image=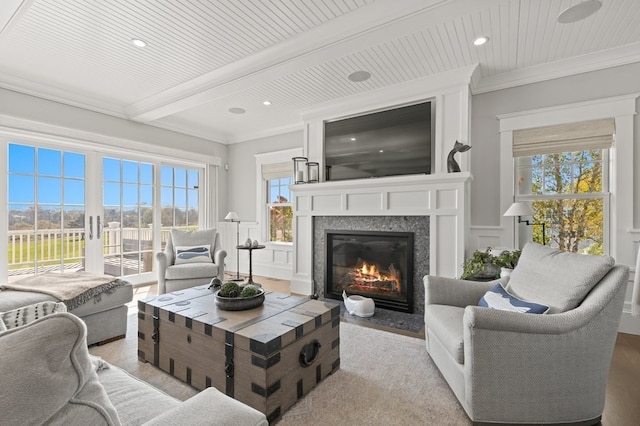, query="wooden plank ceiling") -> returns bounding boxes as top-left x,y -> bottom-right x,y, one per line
0,0 -> 639,143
